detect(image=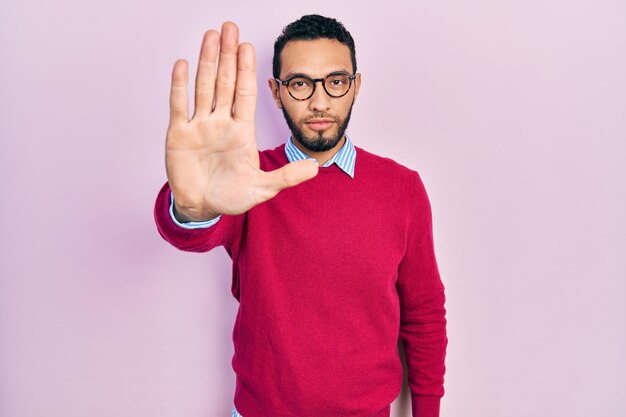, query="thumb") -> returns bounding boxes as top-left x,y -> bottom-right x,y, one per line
258,159 -> 319,198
